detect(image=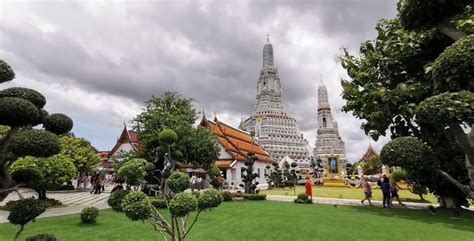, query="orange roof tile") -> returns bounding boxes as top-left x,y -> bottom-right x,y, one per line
200,115 -> 273,164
